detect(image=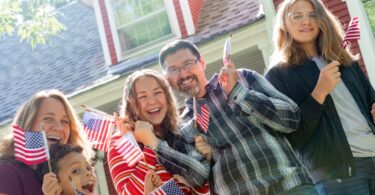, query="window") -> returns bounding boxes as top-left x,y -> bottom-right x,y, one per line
110,0 -> 172,53
363,0 -> 375,39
